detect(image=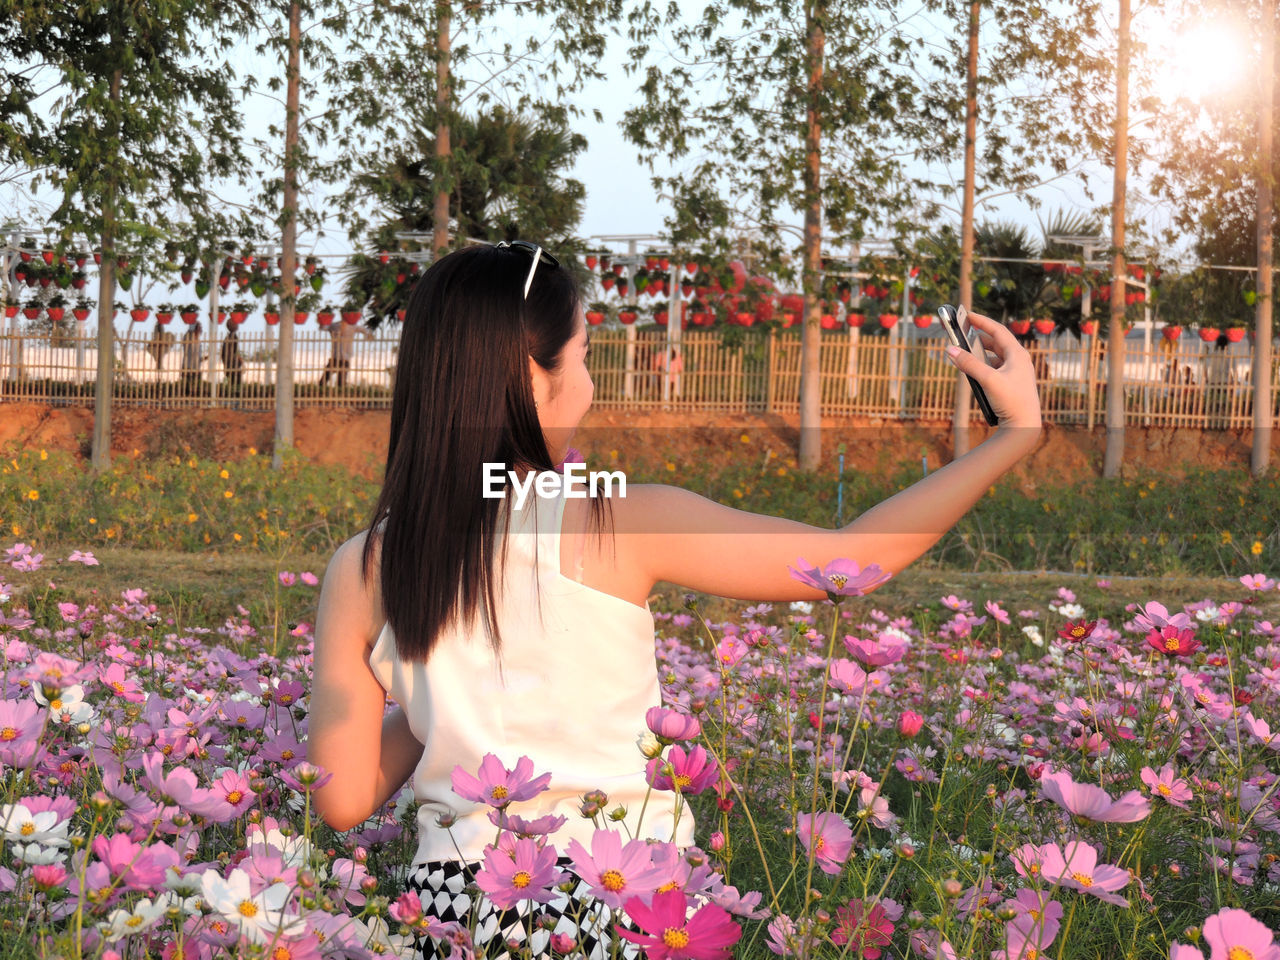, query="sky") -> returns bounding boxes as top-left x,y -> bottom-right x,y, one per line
0,0 -> 1255,330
